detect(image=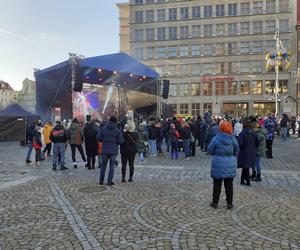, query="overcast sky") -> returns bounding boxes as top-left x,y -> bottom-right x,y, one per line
0,0 -> 122,90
